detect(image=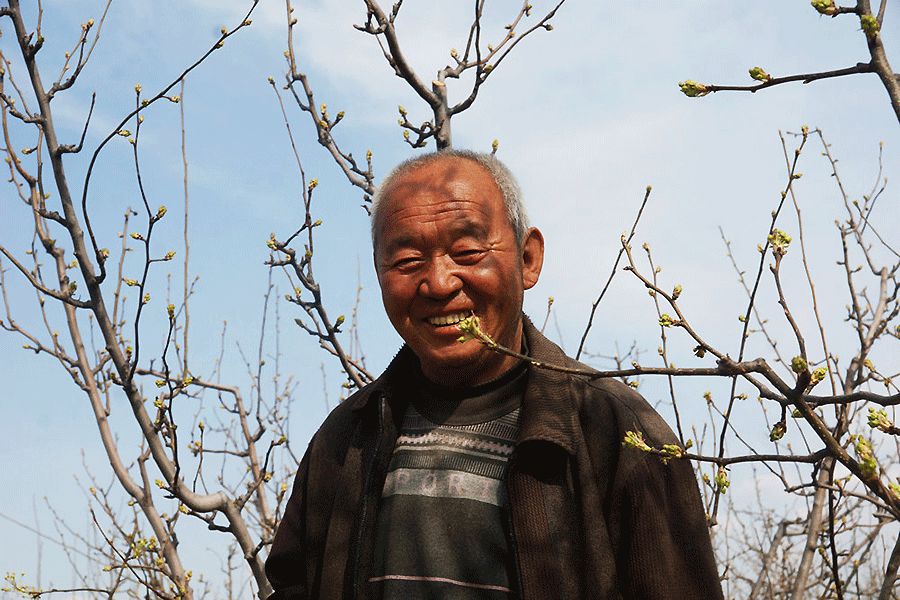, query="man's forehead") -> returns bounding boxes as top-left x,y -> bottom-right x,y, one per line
374,157 -> 503,244
380,213 -> 488,245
